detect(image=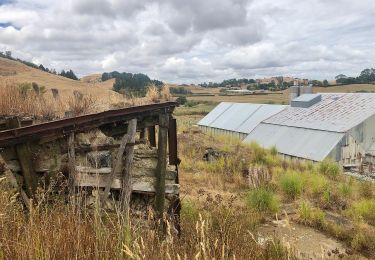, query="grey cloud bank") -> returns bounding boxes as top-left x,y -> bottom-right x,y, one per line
0,0 -> 374,83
